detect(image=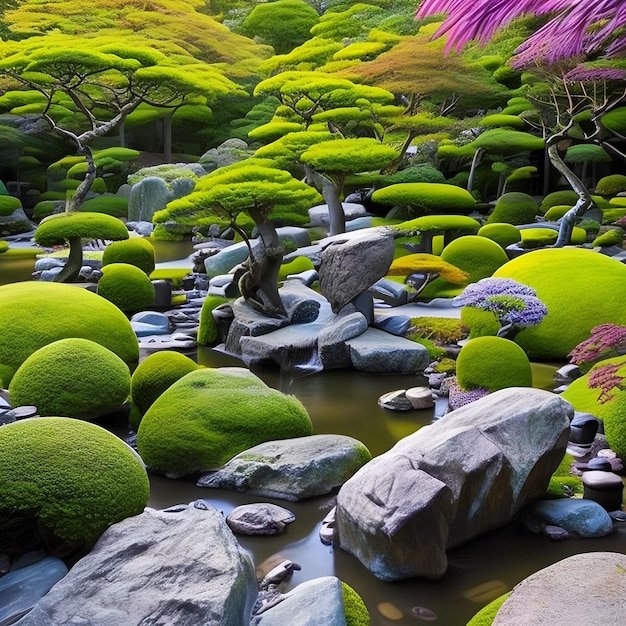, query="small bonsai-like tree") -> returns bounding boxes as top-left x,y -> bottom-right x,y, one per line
452,277 -> 548,339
